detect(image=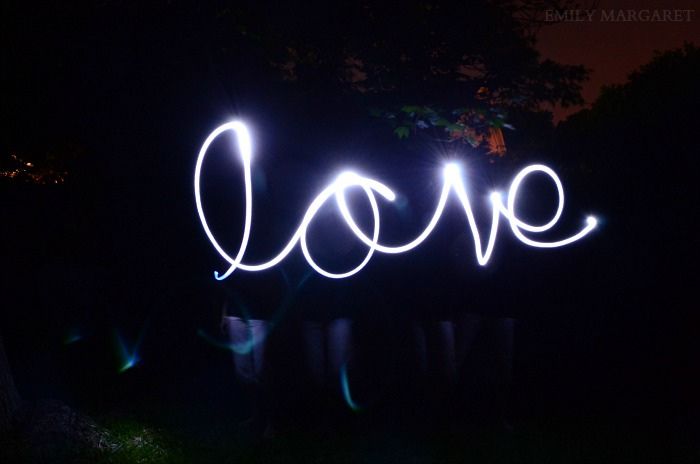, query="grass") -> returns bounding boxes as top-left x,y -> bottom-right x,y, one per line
3,412 -> 698,463
92,417 -> 186,464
